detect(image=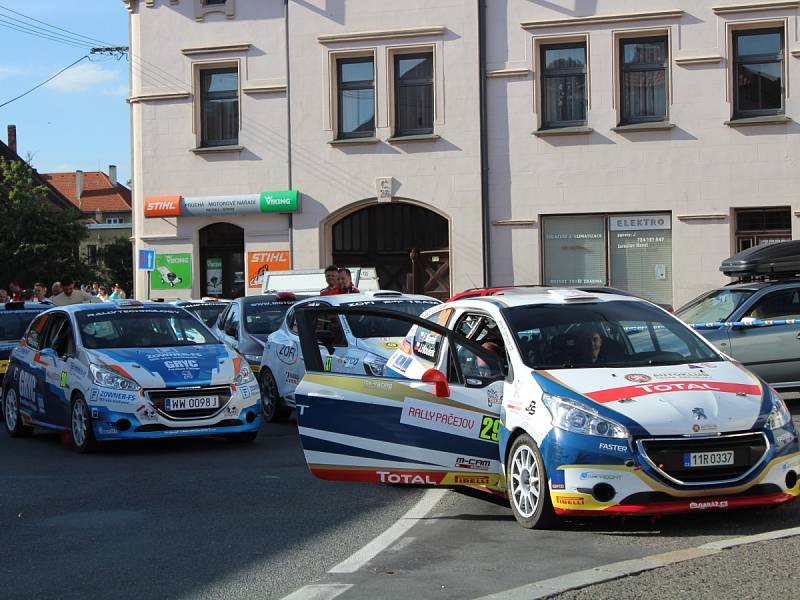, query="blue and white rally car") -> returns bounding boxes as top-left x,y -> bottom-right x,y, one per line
3,302 -> 261,452
259,291 -> 439,422
290,289 -> 799,528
